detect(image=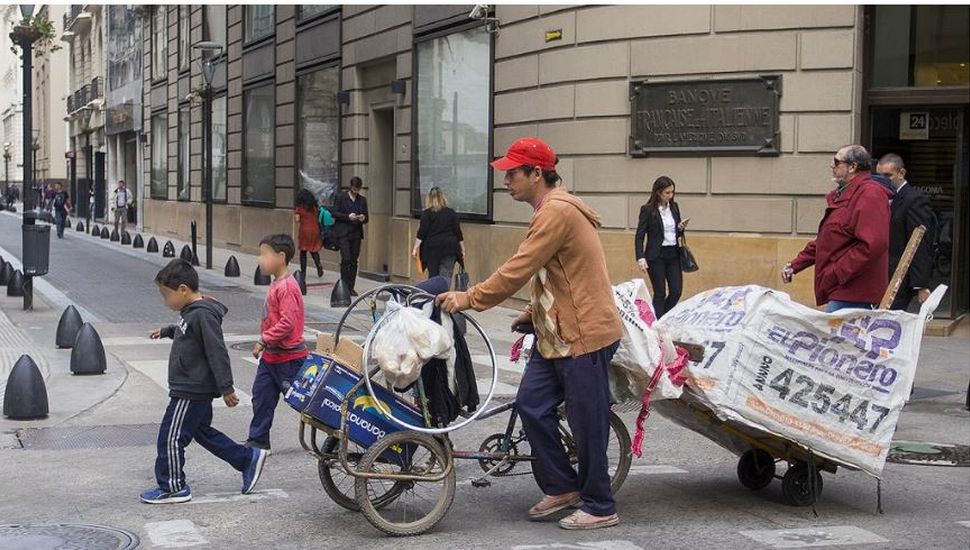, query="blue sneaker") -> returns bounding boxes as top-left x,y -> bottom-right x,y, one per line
140,486 -> 191,504
242,448 -> 268,494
